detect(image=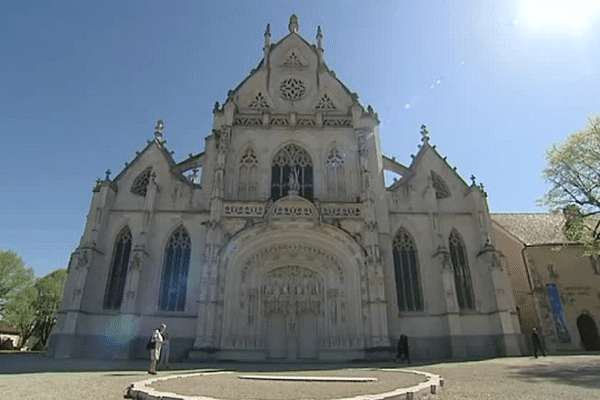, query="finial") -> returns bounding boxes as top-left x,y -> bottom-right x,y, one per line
105,169 -> 111,180
213,101 -> 220,113
316,25 -> 323,49
470,175 -> 476,186
264,23 -> 271,38
420,124 -> 429,143
289,14 -> 299,33
155,119 -> 164,141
